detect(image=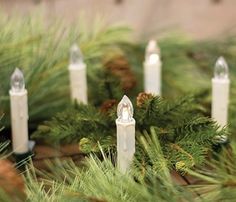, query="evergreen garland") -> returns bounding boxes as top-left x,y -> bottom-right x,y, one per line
0,11 -> 236,202
0,13 -> 132,129
33,93 -> 225,171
